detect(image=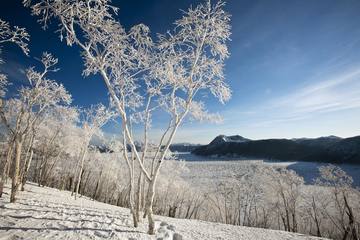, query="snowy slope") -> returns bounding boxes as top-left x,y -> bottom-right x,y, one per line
0,183 -> 327,240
